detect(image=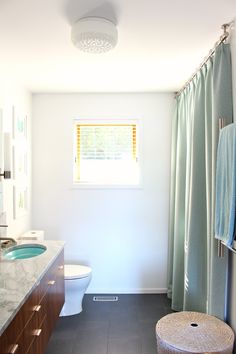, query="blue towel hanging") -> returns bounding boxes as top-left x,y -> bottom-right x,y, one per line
215,123 -> 236,247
